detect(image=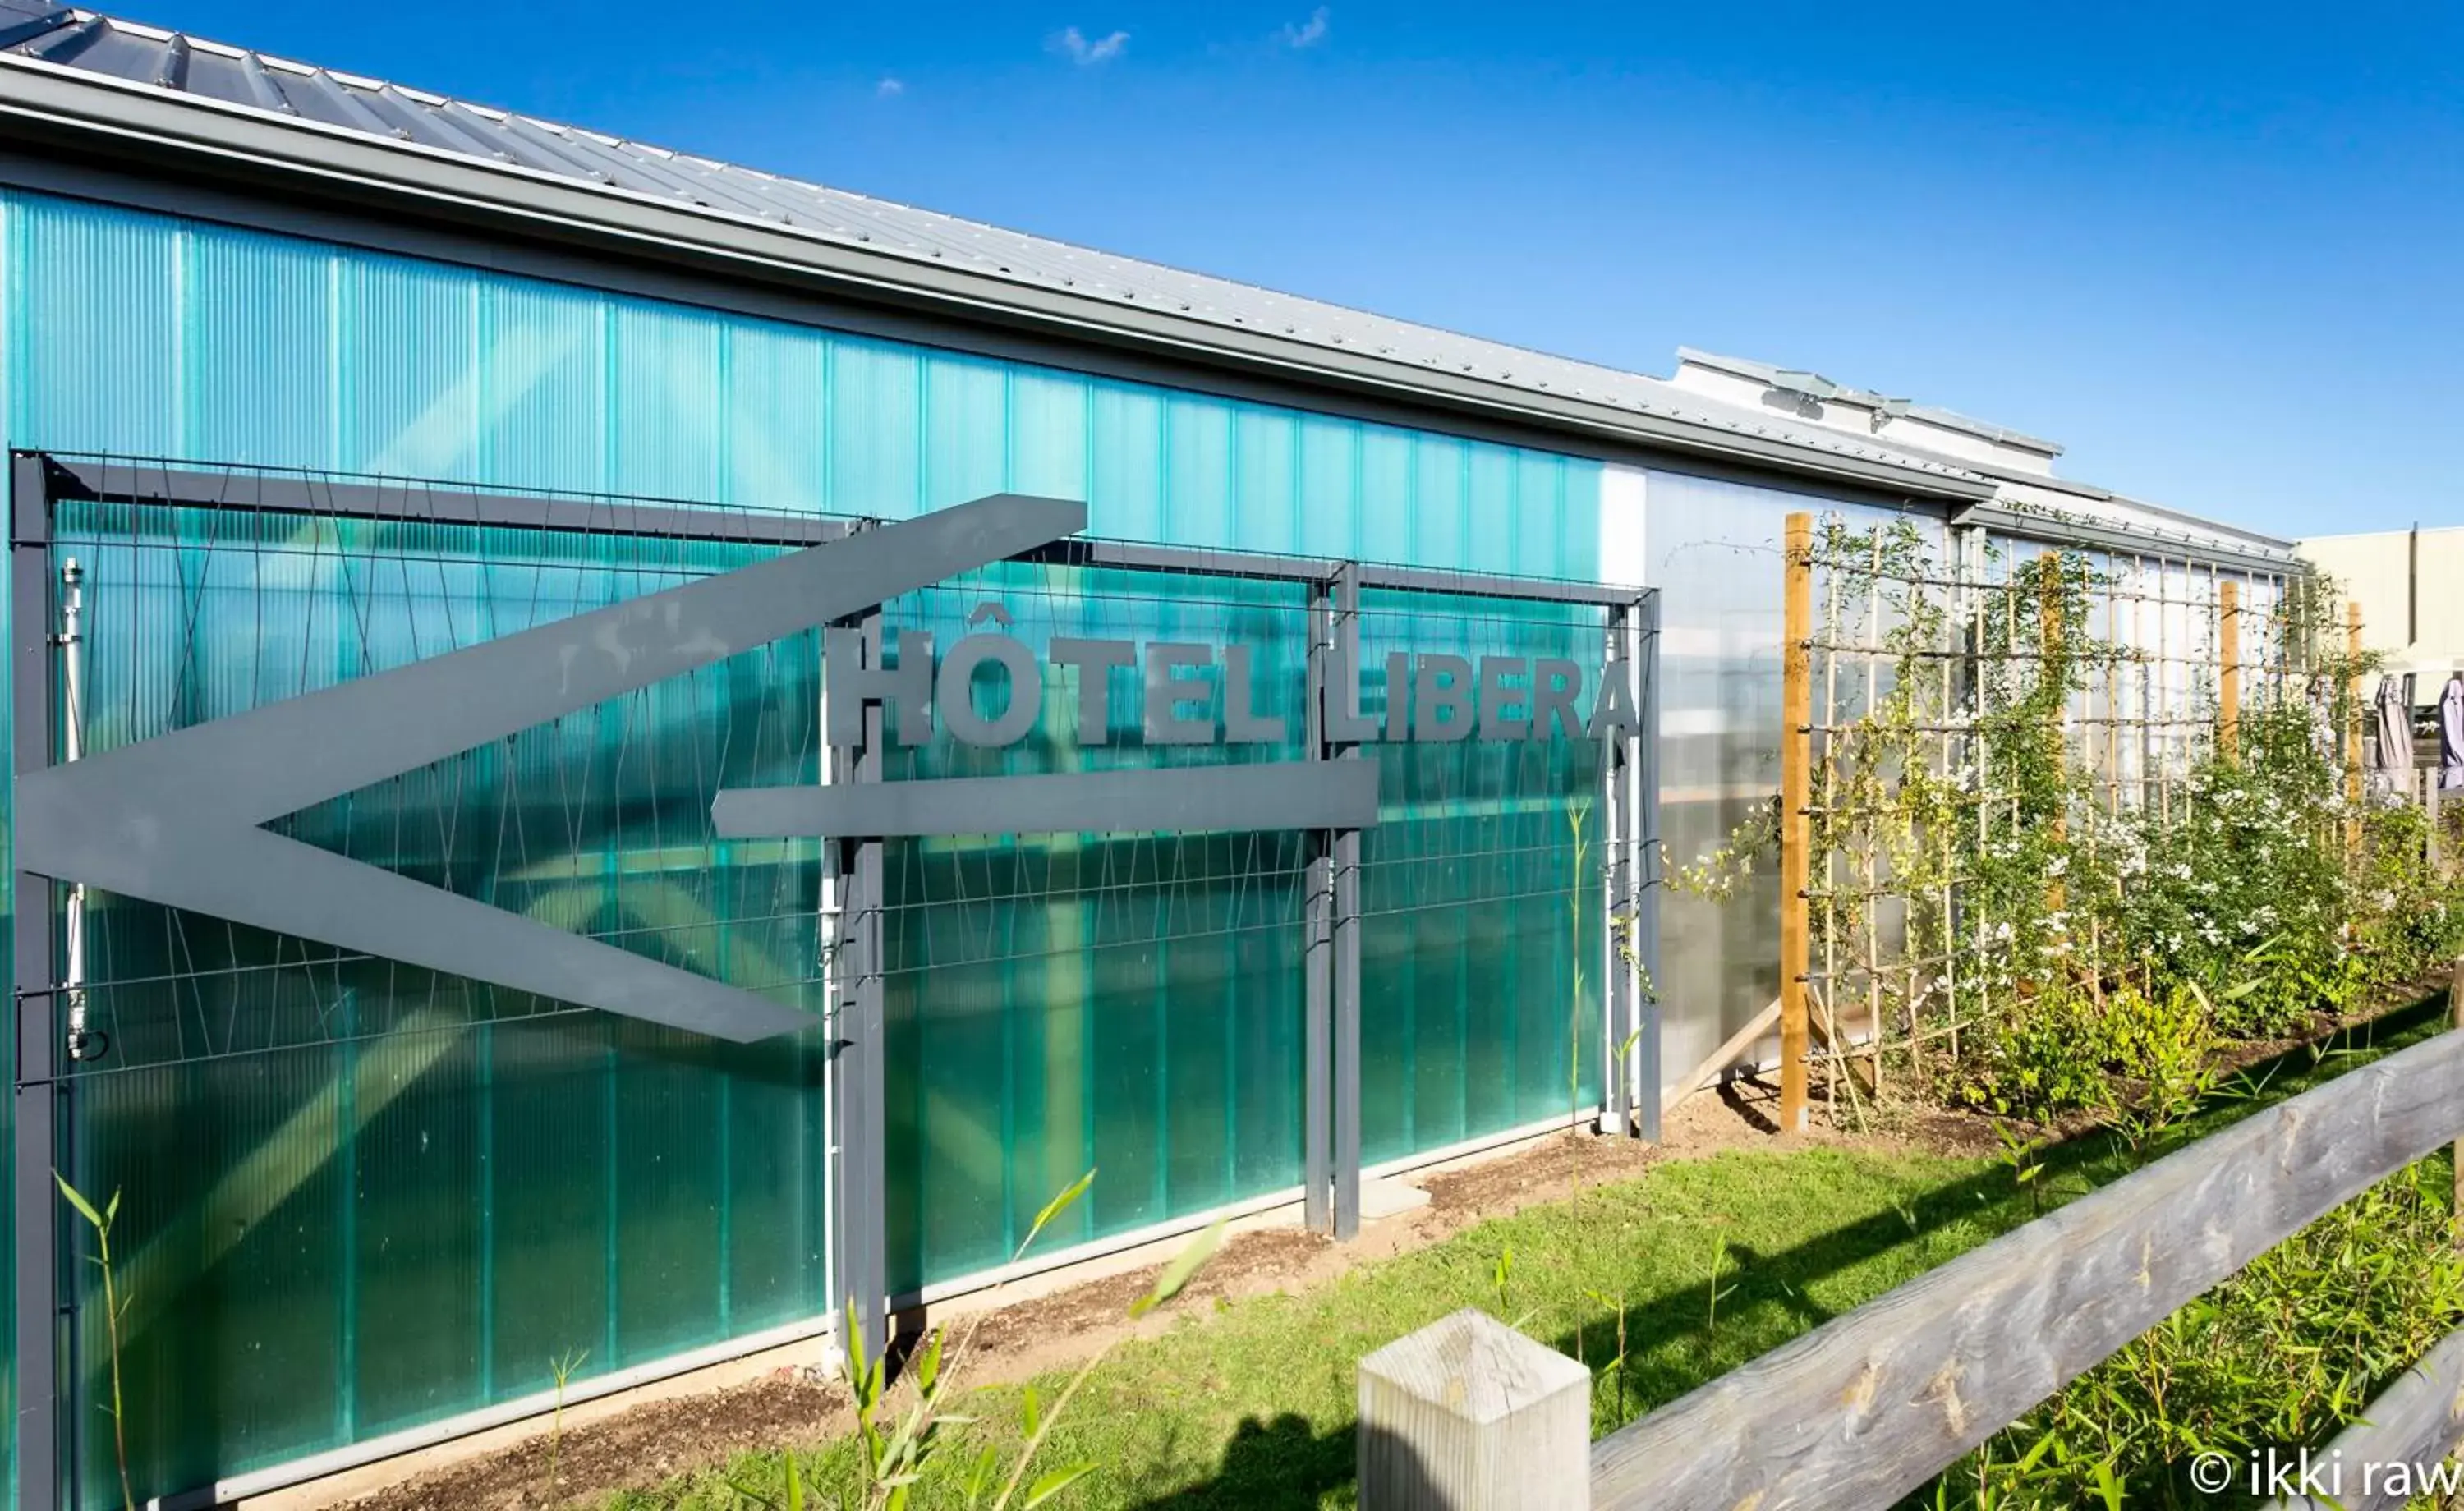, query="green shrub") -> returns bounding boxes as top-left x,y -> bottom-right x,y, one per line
1957,983 -> 2120,1123
1956,981 -> 2217,1137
